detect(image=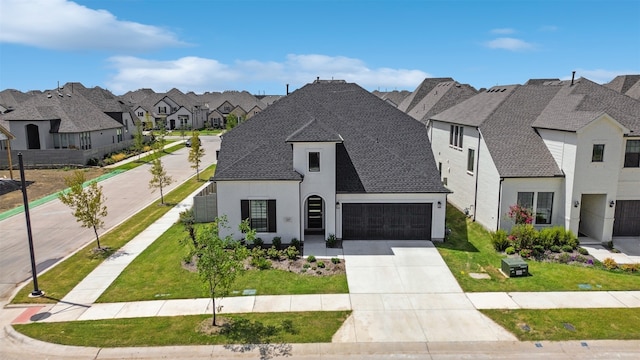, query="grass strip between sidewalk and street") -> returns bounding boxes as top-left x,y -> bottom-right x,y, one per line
481,308 -> 640,341
110,142 -> 185,171
98,223 -> 348,303
11,165 -> 216,305
435,205 -> 639,292
14,311 -> 351,347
